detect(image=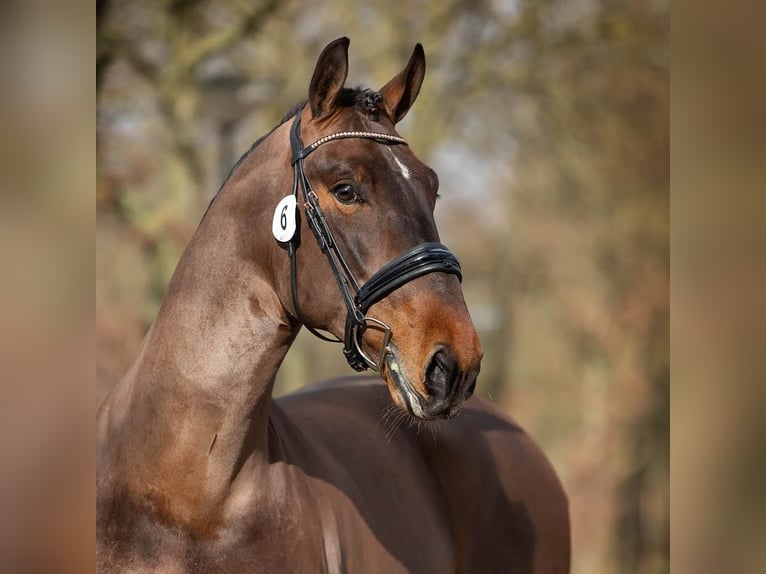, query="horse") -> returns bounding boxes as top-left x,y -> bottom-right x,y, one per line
96,37 -> 570,573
